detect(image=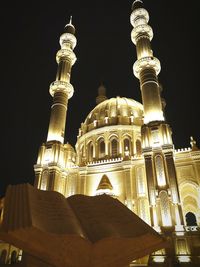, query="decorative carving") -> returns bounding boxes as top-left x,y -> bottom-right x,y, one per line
131,24 -> 153,44
155,155 -> 166,187
56,48 -> 77,64
159,191 -> 171,226
136,167 -> 146,195
59,32 -> 77,49
133,56 -> 161,78
130,8 -> 149,27
49,81 -> 74,99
